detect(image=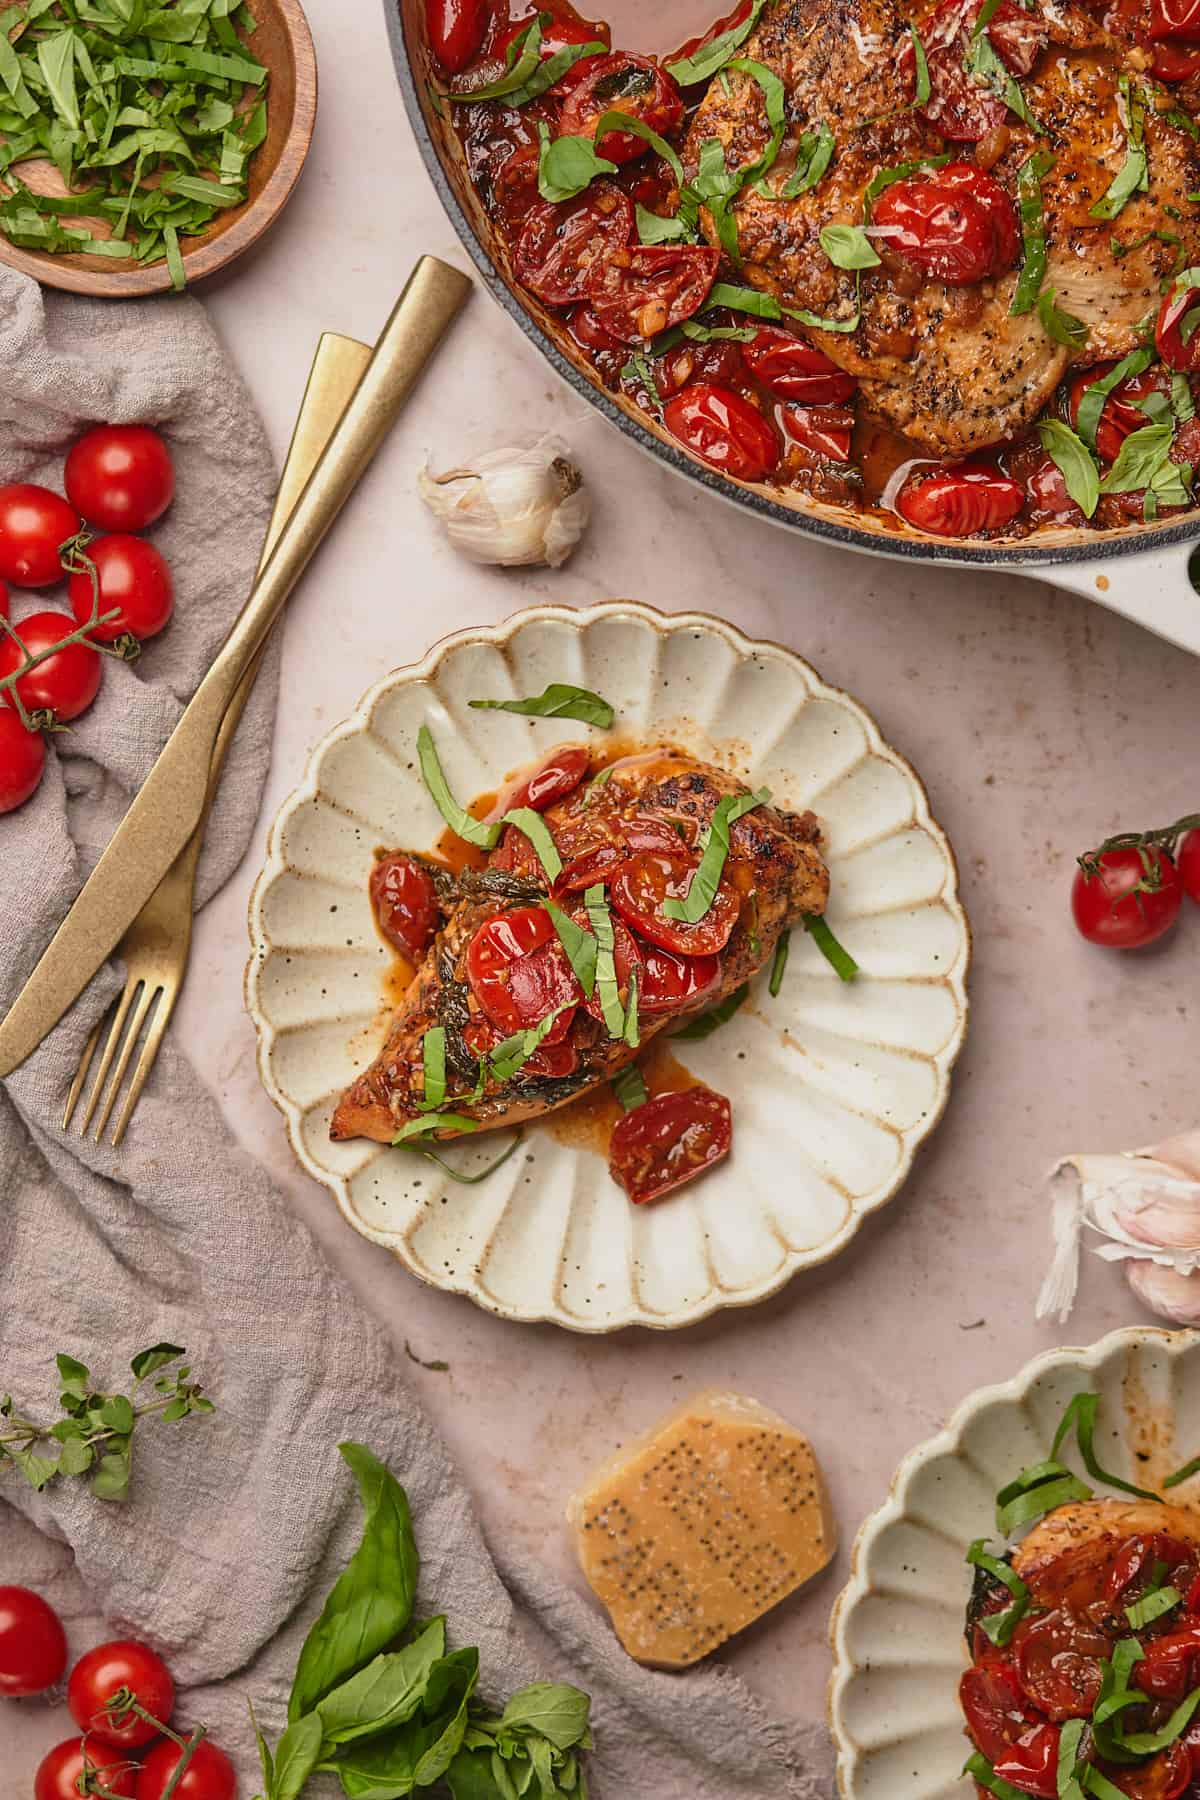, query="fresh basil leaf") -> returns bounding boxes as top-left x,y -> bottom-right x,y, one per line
768,930 -> 790,997
1011,150 -> 1055,316
1090,77 -> 1149,221
637,203 -> 692,244
623,966 -> 640,1048
965,1540 -> 1030,1646
335,1648 -> 480,1799
446,1747 -> 502,1800
1125,1583 -> 1181,1630
671,983 -> 749,1040
1165,1451 -> 1200,1489
663,789 -> 769,923
665,0 -> 768,84
778,121 -> 834,197
908,24 -> 930,106
820,222 -> 880,270
421,1028 -> 447,1111
612,1064 -> 647,1112
542,897 -> 598,998
996,1467 -> 1093,1536
449,15 -> 541,100
1036,285 -> 1087,350
536,122 -> 615,203
499,807 -> 562,882
803,913 -> 858,980
315,1619 -> 446,1748
584,883 -> 626,1038
706,281 -> 782,318
272,1713 -> 324,1800
288,1444 -> 419,1722
1074,348 -> 1154,452
591,109 -> 683,183
37,31 -> 78,130
1057,1718 -> 1088,1800
469,683 -> 614,728
963,1753 -> 1028,1800
1098,423 -> 1173,495
488,1006 -> 571,1083
417,725 -> 501,851
393,1113 -> 481,1144
500,1682 -> 593,1751
622,351 -> 664,411
5,1444 -> 58,1489
1037,418 -> 1099,518
1115,1683 -> 1200,1754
